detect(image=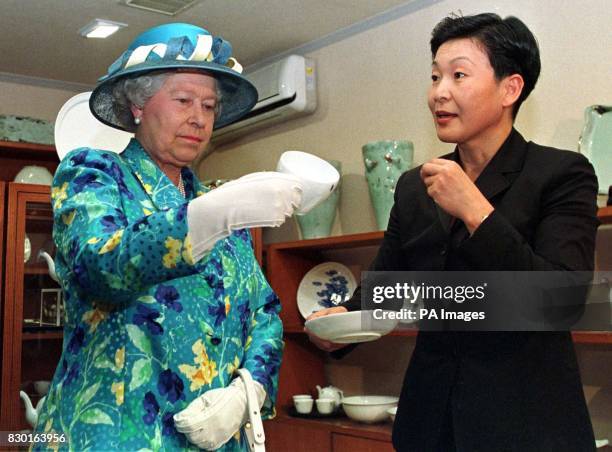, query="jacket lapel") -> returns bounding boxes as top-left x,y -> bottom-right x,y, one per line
472,128 -> 527,201
435,128 -> 528,237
